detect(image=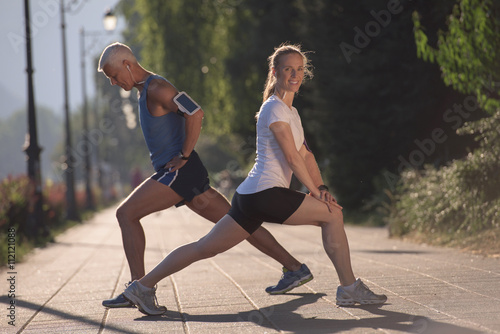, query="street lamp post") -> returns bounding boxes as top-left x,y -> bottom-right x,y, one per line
60,0 -> 79,221
79,9 -> 117,210
80,27 -> 94,210
23,0 -> 45,237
